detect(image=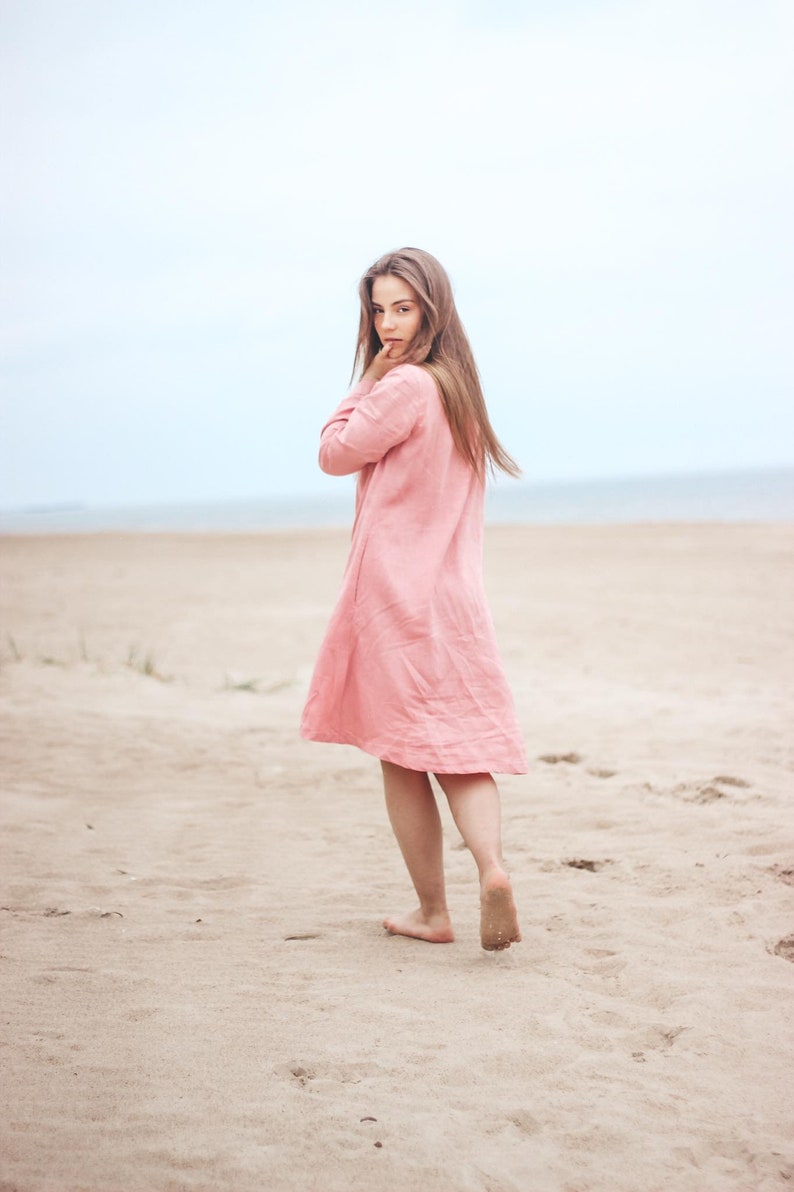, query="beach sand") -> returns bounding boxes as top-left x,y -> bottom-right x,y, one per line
1,524 -> 792,1192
